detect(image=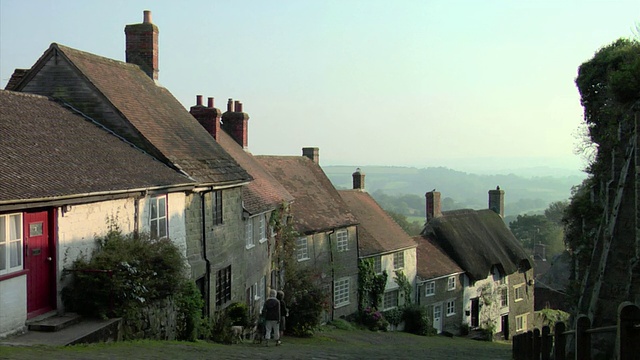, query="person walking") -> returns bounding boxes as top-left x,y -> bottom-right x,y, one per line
262,289 -> 281,346
277,290 -> 288,340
